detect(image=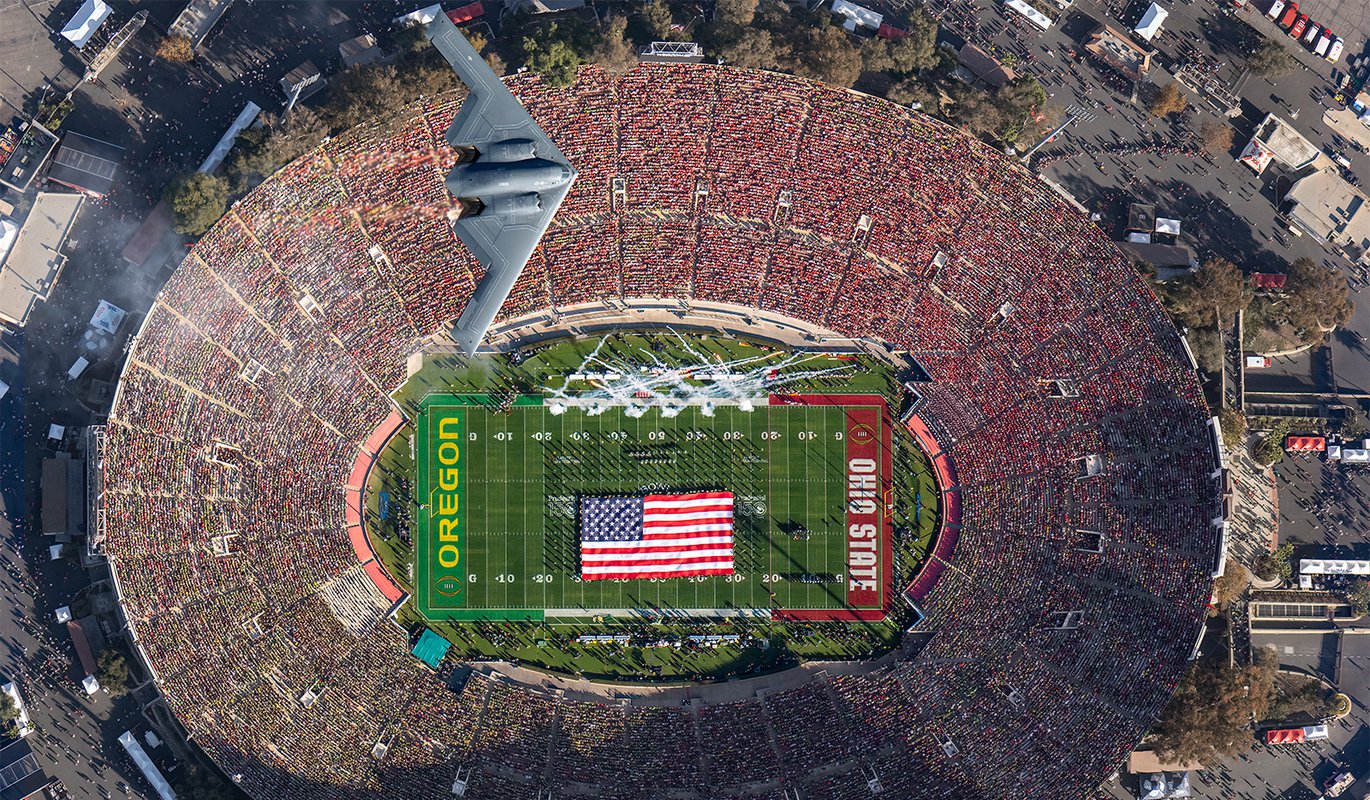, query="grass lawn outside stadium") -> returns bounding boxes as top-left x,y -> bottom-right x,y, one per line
365,333 -> 940,679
